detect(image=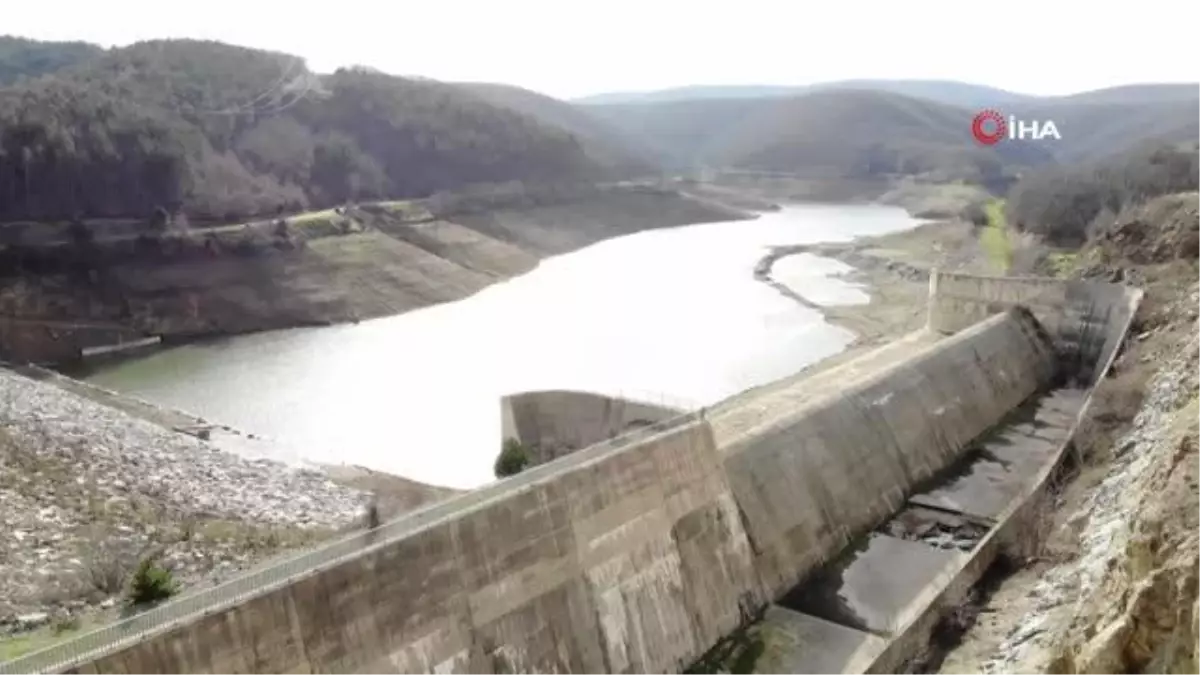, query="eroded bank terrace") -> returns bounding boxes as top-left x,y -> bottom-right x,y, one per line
0,271 -> 1141,674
